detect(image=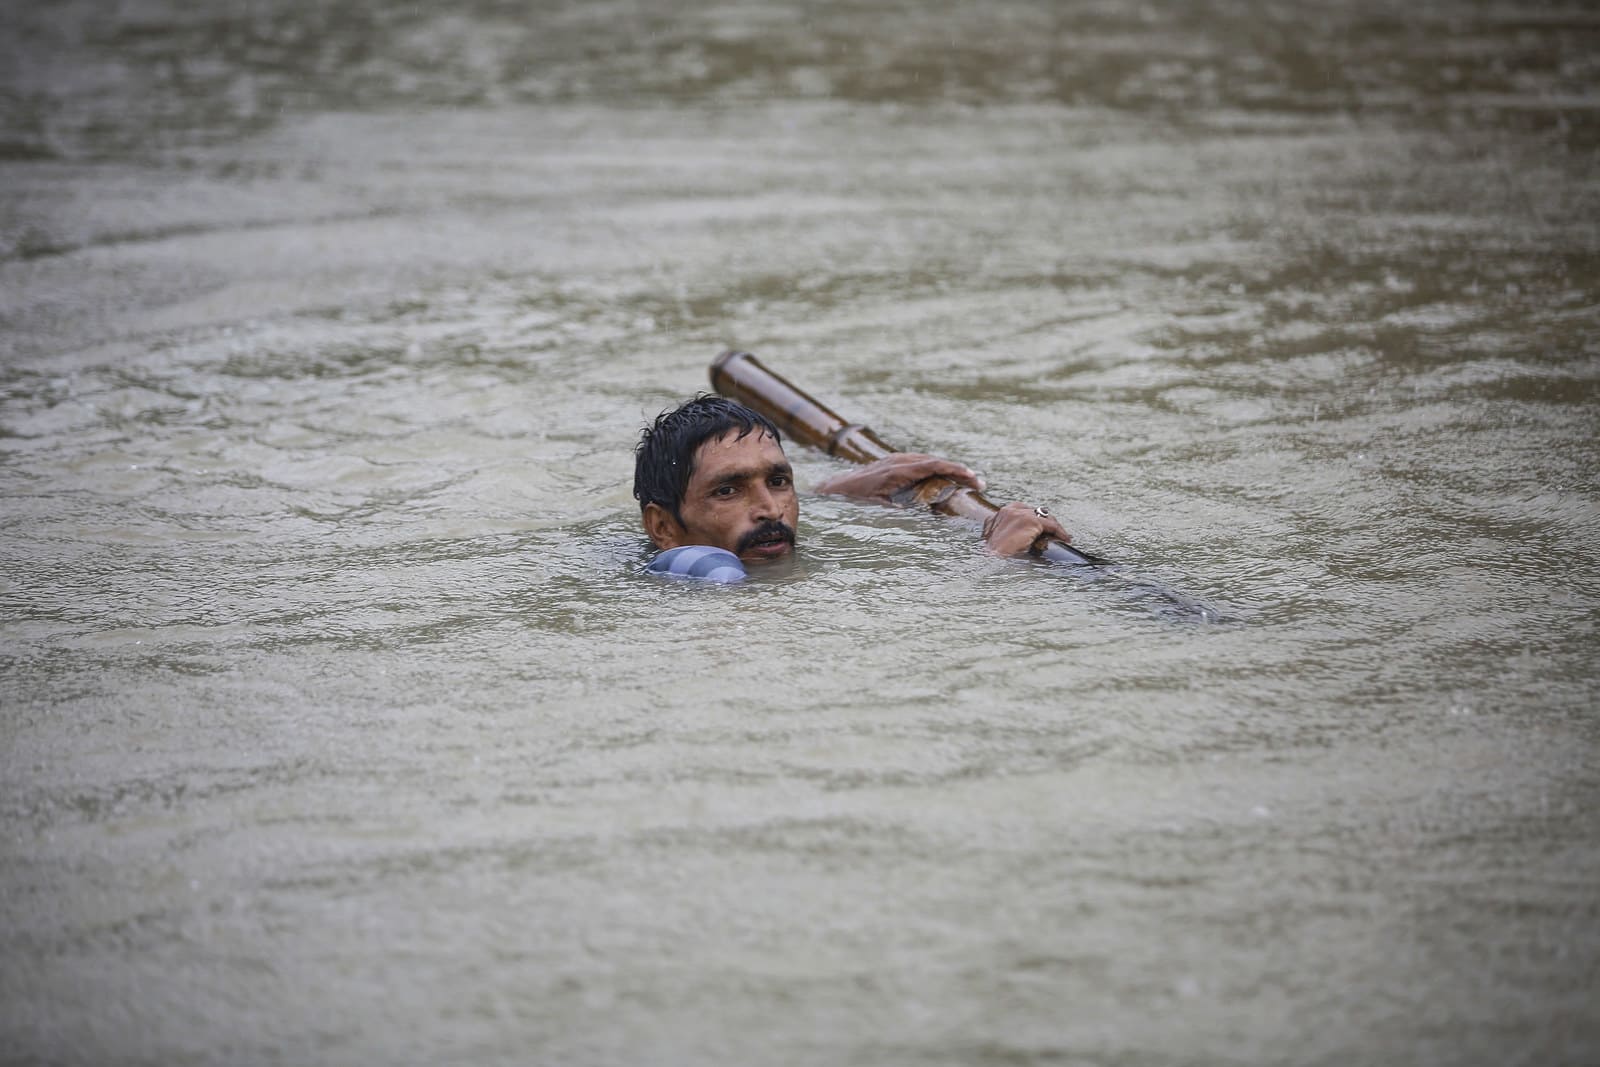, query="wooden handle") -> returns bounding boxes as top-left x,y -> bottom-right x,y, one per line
709,350 -> 1105,566
710,349 -> 895,462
